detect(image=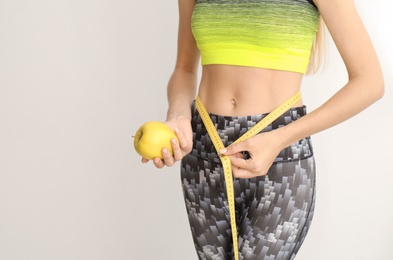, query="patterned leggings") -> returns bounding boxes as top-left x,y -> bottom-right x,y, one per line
180,103 -> 316,260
